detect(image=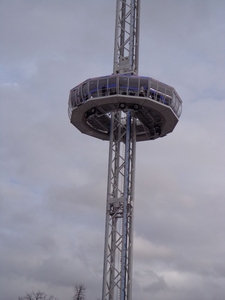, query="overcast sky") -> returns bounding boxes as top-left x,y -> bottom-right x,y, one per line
0,0 -> 225,299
